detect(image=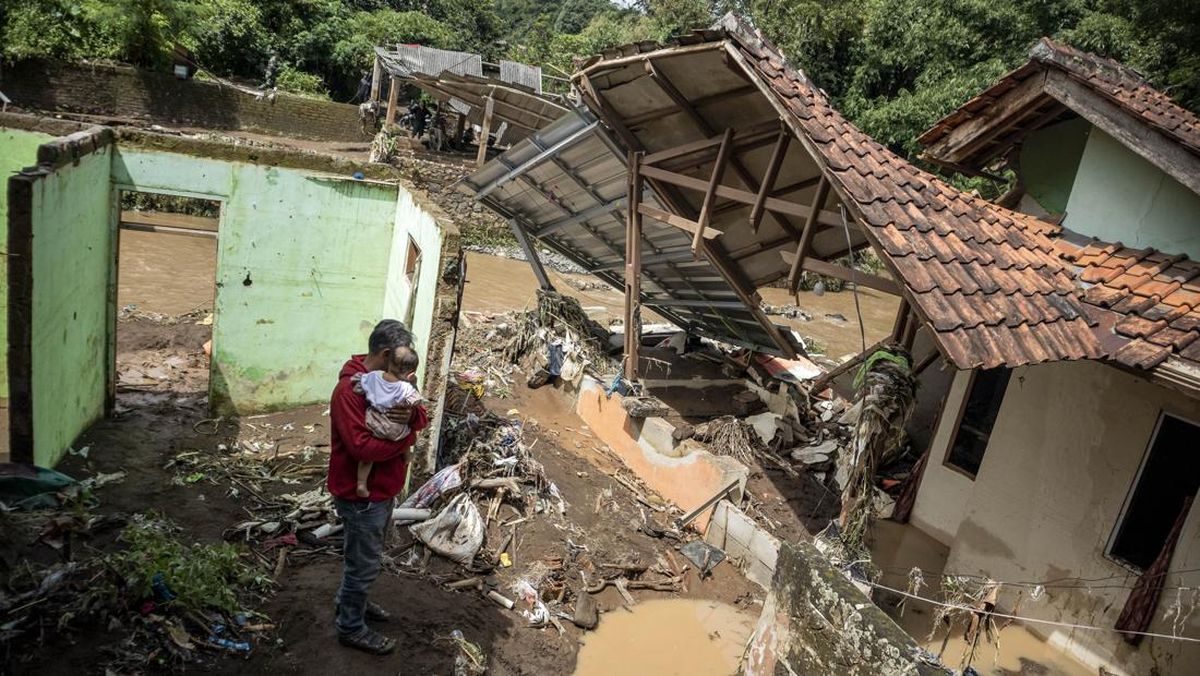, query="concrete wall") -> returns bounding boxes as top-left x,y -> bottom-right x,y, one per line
1063,126 -> 1200,258
112,148 -> 403,414
910,369 -> 977,545
705,500 -> 780,589
1019,117 -> 1089,215
0,128 -> 53,401
573,376 -> 748,532
2,59 -> 367,142
7,131 -> 116,466
744,540 -> 947,676
383,189 -> 446,386
913,359 -> 1200,674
